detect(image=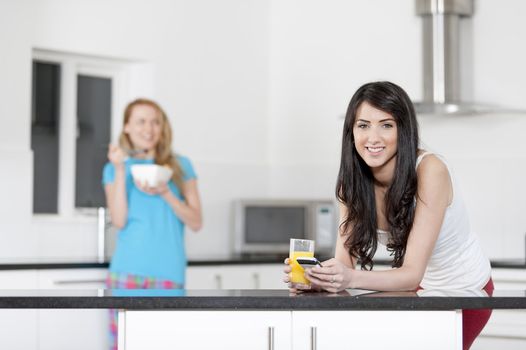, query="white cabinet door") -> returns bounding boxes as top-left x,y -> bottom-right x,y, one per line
477,268 -> 526,348
187,265 -> 258,289
256,264 -> 287,289
121,310 -> 291,350
186,265 -> 265,289
186,264 -> 286,290
38,309 -> 109,350
490,268 -> 526,290
472,336 -> 526,350
0,269 -> 38,289
37,268 -> 108,350
220,265 -> 263,289
0,310 -> 38,350
186,265 -> 226,289
292,310 -> 462,350
0,270 -> 38,350
37,268 -> 107,289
